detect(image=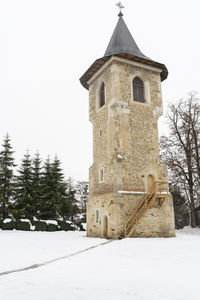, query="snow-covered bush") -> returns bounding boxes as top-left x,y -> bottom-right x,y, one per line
34,221 -> 48,231
2,219 -> 15,230
75,222 -> 85,231
0,218 -> 85,232
47,223 -> 58,232
15,220 -> 30,231
57,220 -> 74,231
